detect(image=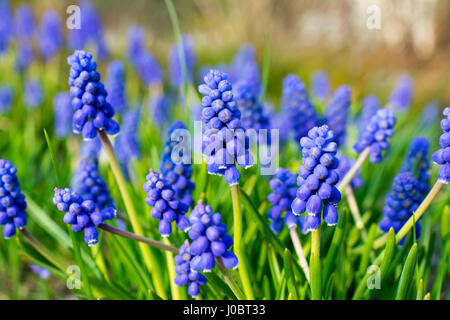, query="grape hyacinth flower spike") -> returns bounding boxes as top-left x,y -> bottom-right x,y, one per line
105,60 -> 126,114
143,169 -> 190,237
379,172 -> 423,244
267,168 -> 301,234
198,69 -> 254,186
174,240 -> 207,297
388,74 -> 413,112
401,136 -> 430,197
169,35 -> 196,89
67,50 -> 120,140
0,85 -> 13,114
0,160 -> 27,239
187,200 -> 238,272
0,0 -> 13,54
160,120 -> 195,207
39,10 -> 63,61
325,85 -> 351,146
53,188 -> 116,246
53,91 -> 72,139
24,79 -> 43,110
432,107 -> 450,184
229,44 -> 261,97
354,108 -> 396,164
71,159 -> 114,211
359,95 -> 381,131
281,74 -> 318,143
291,125 -> 341,232
310,70 -> 330,101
